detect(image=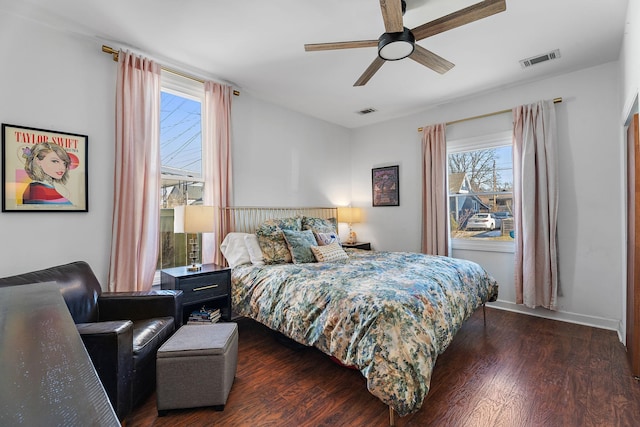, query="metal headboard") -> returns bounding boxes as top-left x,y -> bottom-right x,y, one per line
221,206 -> 338,234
